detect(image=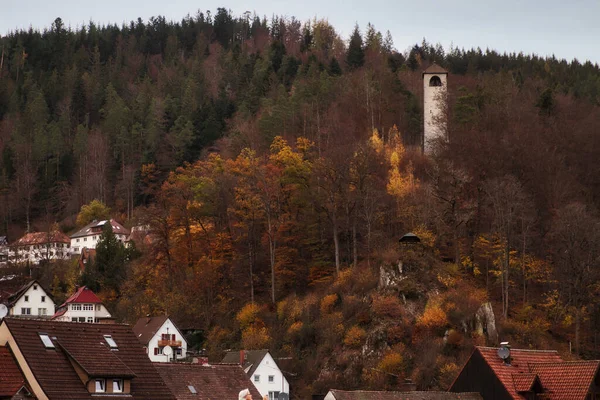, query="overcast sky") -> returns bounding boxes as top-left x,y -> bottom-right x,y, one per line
1,0 -> 599,64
